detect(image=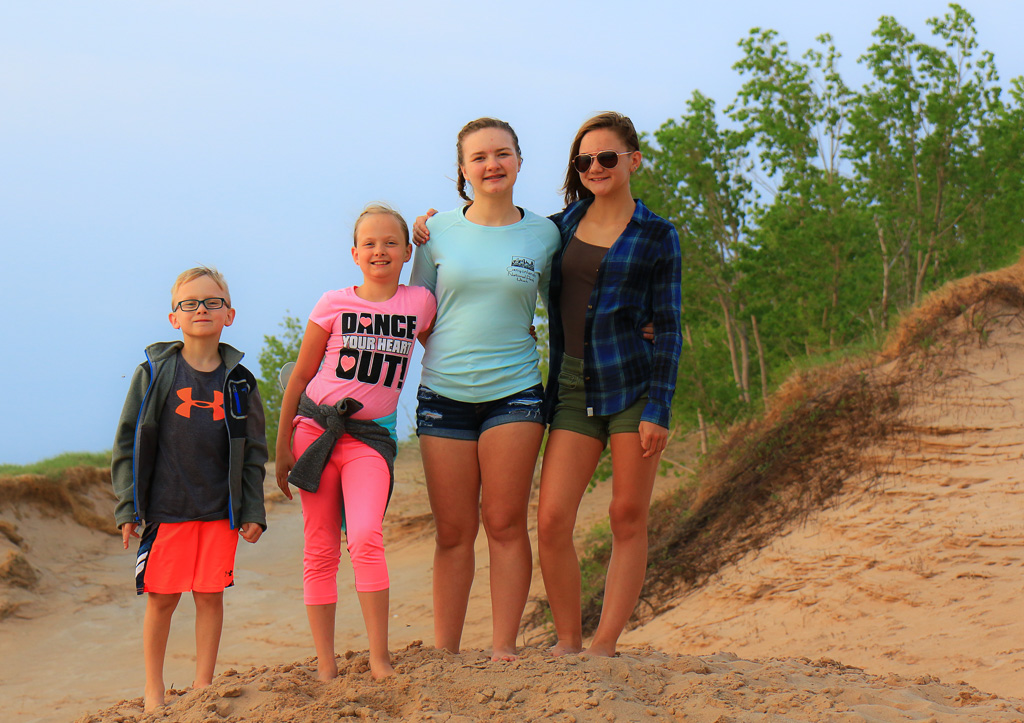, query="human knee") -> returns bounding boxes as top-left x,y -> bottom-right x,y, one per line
304,540 -> 342,564
482,508 -> 527,543
147,592 -> 181,613
537,507 -> 575,545
303,545 -> 341,593
346,526 -> 384,564
608,500 -> 648,540
434,517 -> 478,550
192,591 -> 223,608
